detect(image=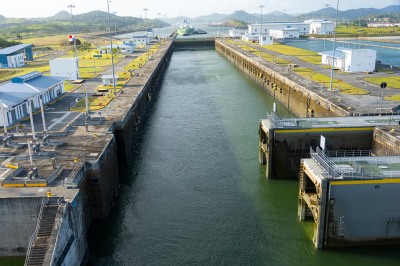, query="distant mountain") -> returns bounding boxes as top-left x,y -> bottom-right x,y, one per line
48,11 -> 71,20
0,10 -> 167,37
167,5 -> 400,24
300,5 -> 400,20
196,13 -> 228,23
228,10 -> 259,23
